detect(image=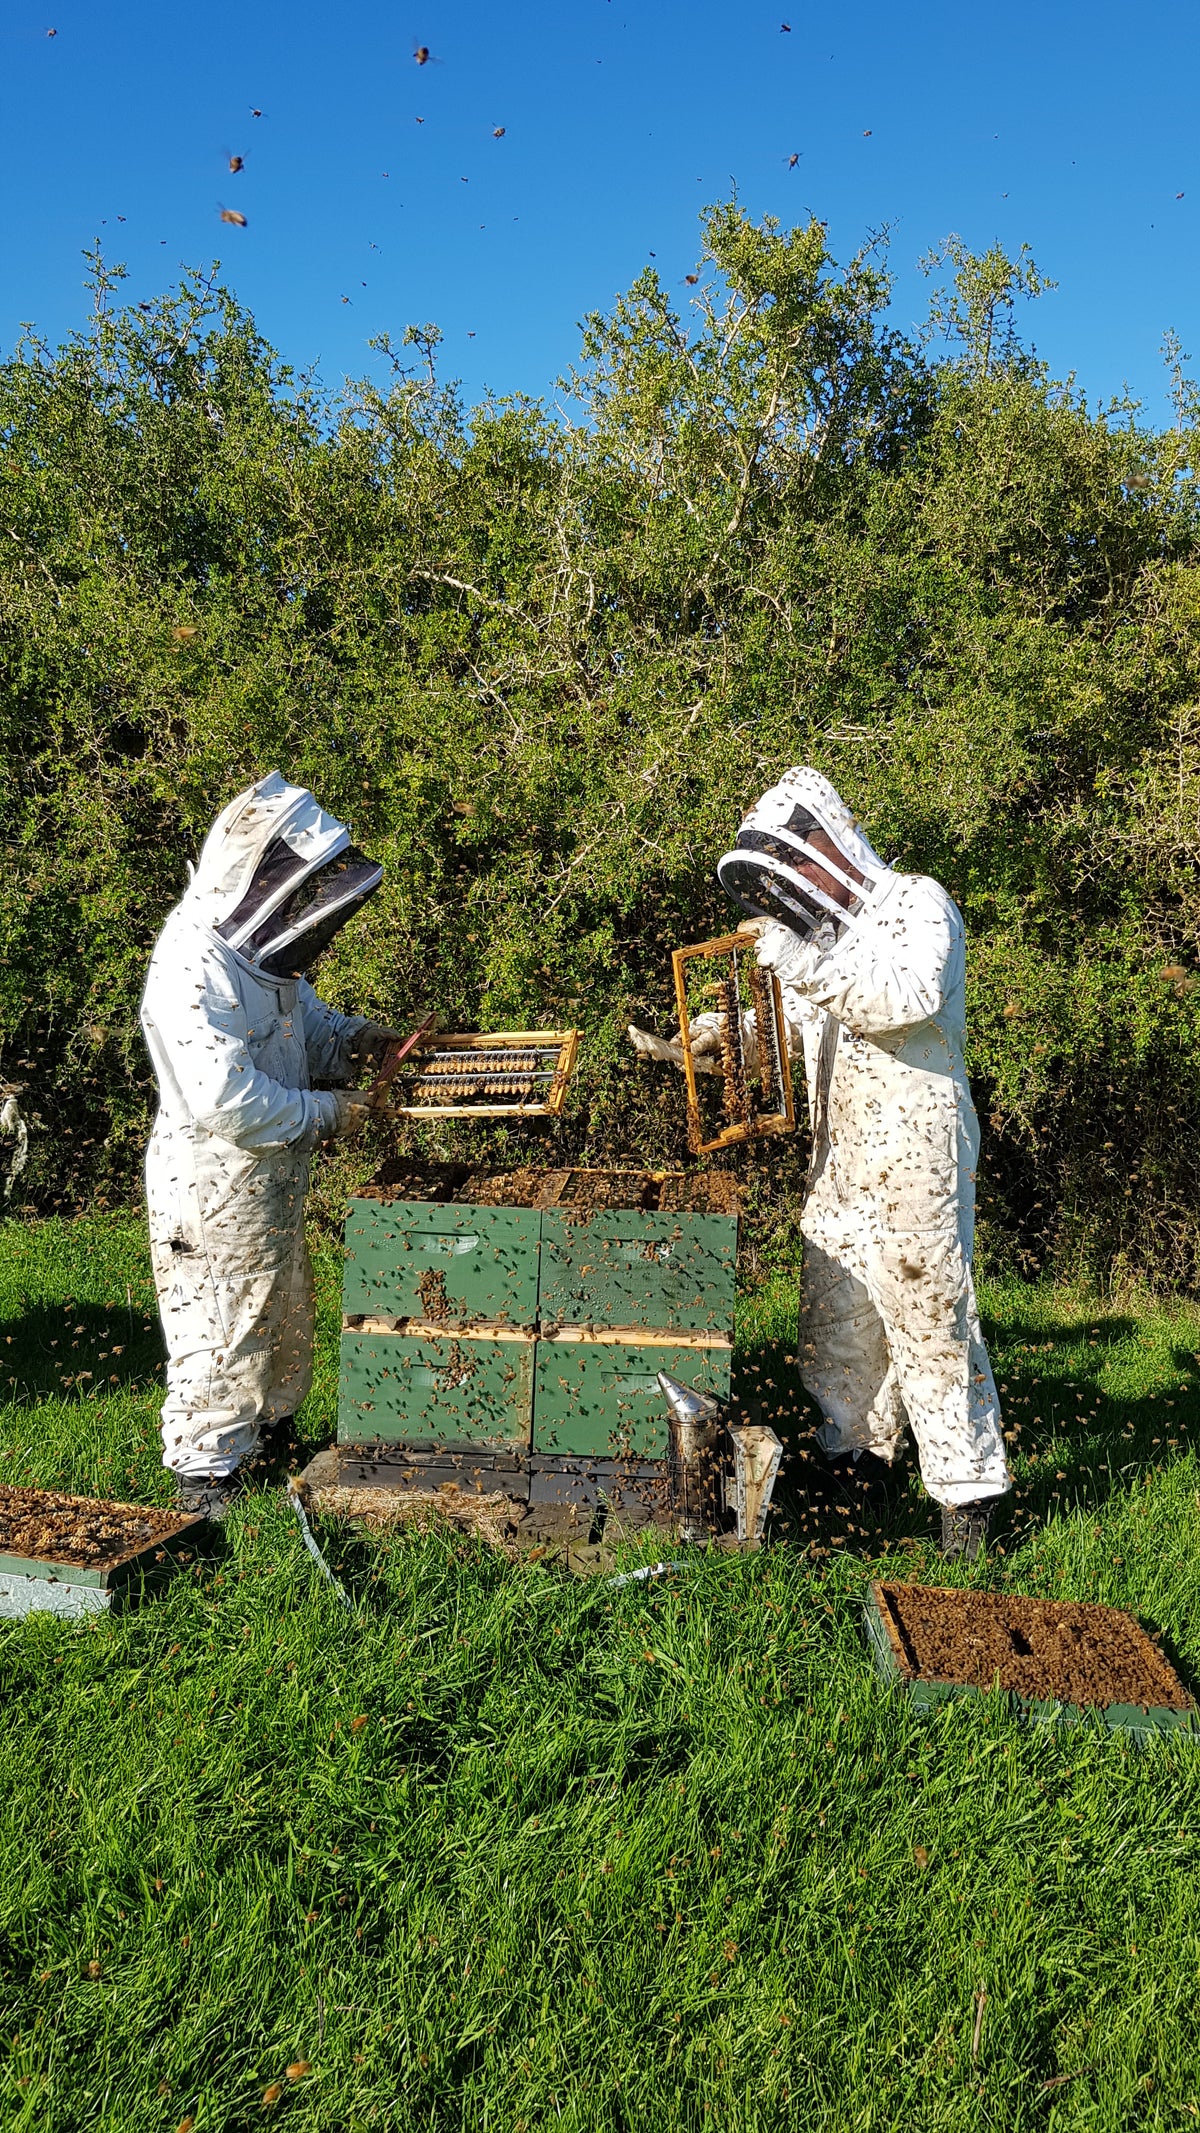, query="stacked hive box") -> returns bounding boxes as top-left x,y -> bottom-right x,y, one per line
337,1169 -> 737,1475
